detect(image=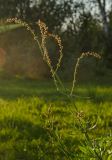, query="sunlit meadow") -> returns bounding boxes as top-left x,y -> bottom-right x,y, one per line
0,19 -> 112,159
